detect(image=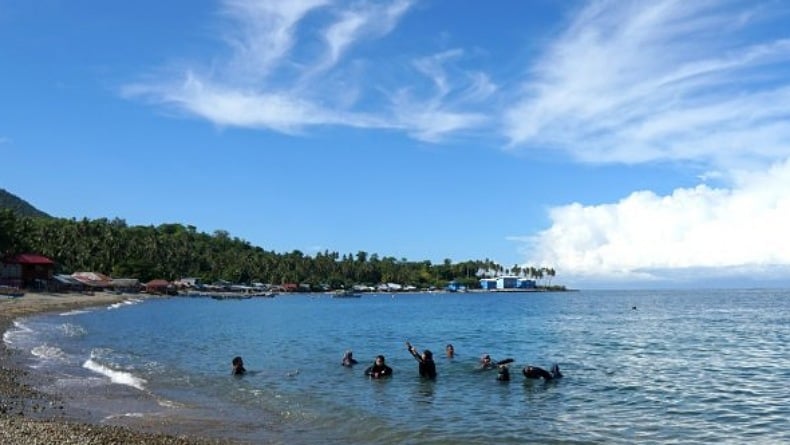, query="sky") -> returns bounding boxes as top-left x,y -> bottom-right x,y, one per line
2,0 -> 790,289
